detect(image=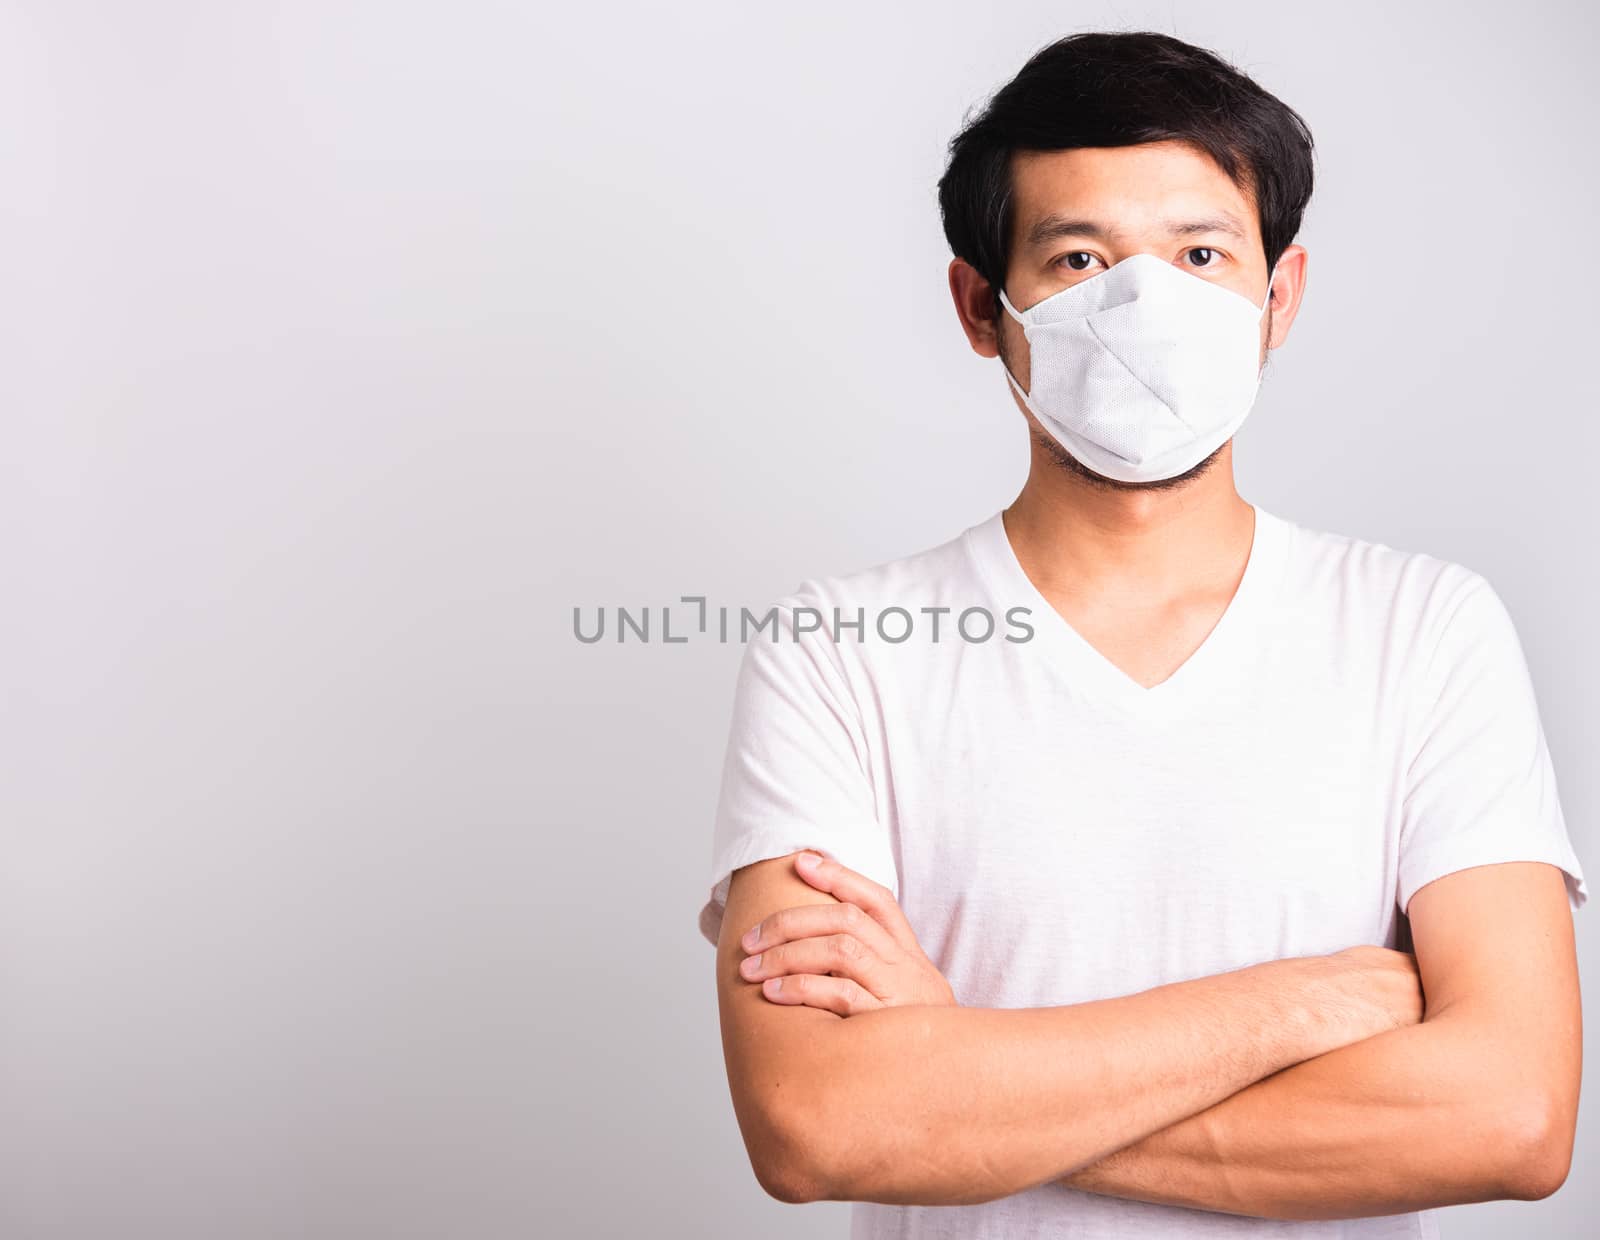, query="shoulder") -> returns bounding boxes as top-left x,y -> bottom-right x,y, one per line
729,516 -> 1002,691
749,516 -> 993,635
1270,509 -> 1491,648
